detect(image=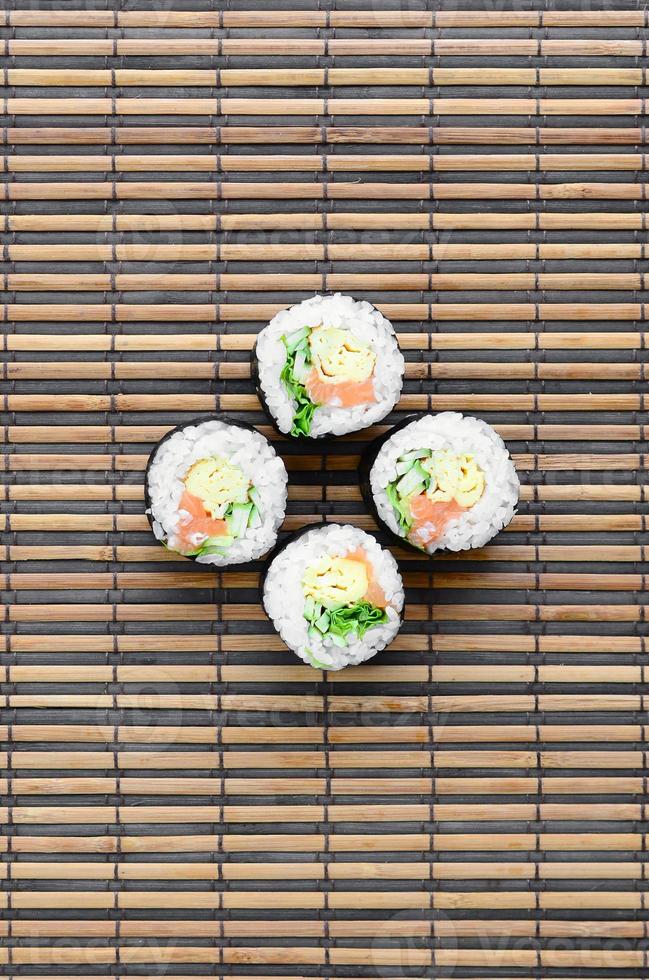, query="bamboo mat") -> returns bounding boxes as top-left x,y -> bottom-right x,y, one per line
2,1 -> 649,977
